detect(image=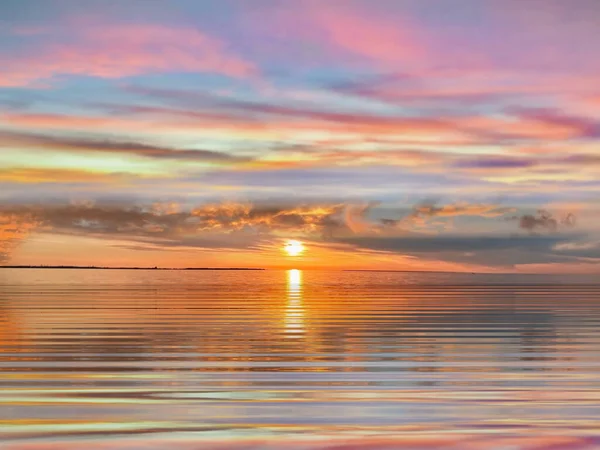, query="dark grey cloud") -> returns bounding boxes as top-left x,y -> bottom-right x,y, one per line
335,235 -> 565,254
553,239 -> 600,259
507,210 -> 576,233
333,234 -> 593,267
